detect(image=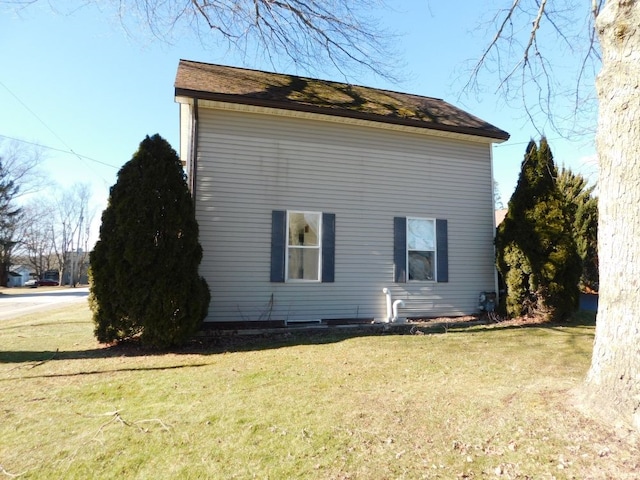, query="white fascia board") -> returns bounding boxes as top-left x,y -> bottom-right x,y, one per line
175,96 -> 194,106
193,98 -> 506,145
